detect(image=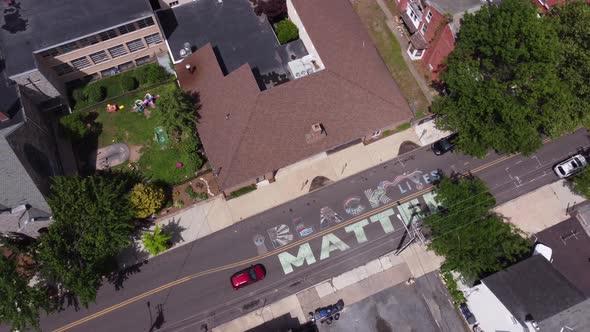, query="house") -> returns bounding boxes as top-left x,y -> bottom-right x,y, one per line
534,206 -> 590,297
395,0 -> 489,79
0,0 -> 166,104
460,255 -> 590,331
172,0 -> 413,194
0,80 -> 64,238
